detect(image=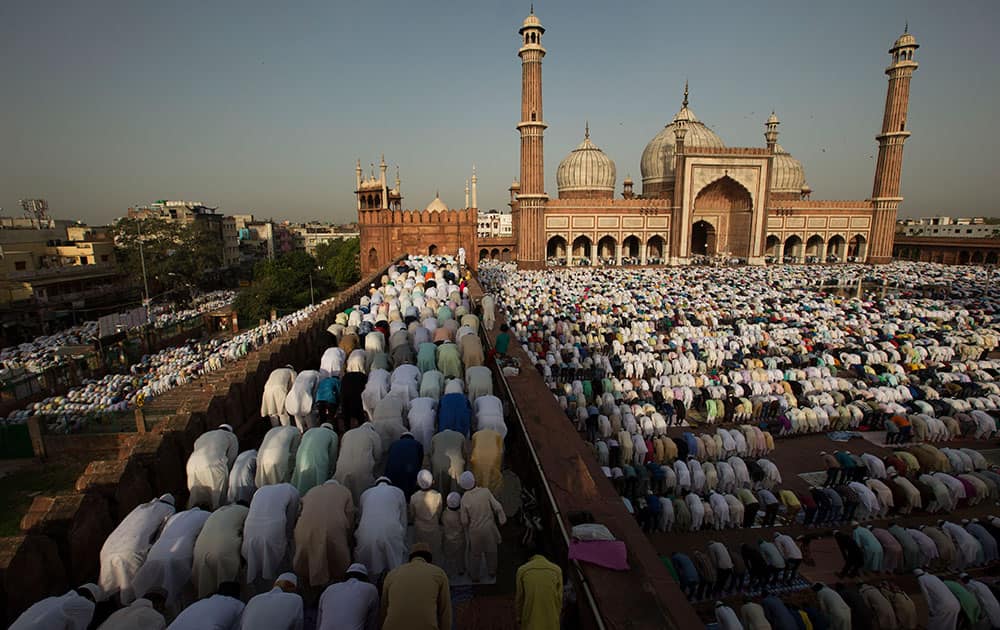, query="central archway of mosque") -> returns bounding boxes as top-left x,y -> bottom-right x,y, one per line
691,220 -> 716,256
